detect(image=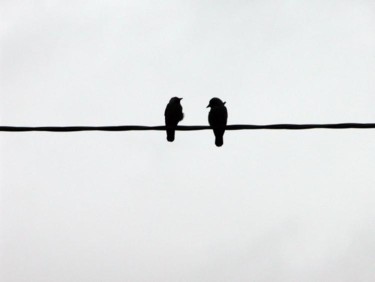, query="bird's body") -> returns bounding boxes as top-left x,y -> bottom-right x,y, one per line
207,98 -> 228,147
164,97 -> 184,142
